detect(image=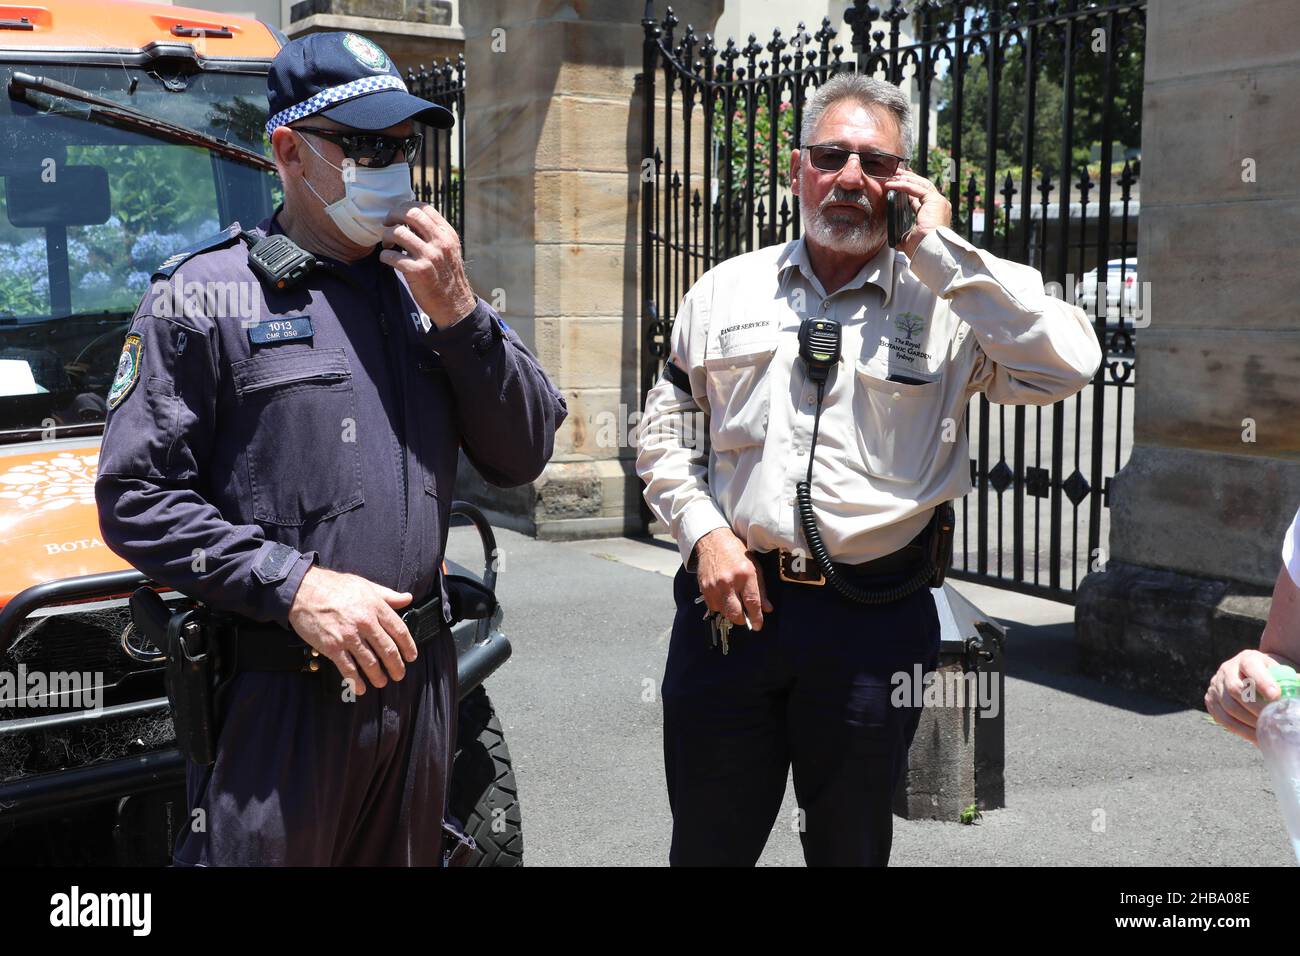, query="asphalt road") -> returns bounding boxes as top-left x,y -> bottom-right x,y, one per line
448,523 -> 1292,867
